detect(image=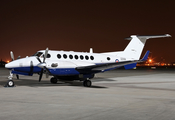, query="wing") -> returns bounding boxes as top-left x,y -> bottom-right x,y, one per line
76,51 -> 150,74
